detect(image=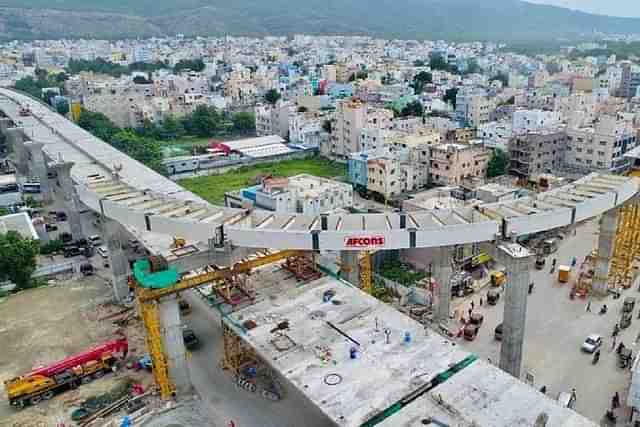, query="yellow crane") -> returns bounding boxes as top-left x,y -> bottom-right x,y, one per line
134,250 -> 301,399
